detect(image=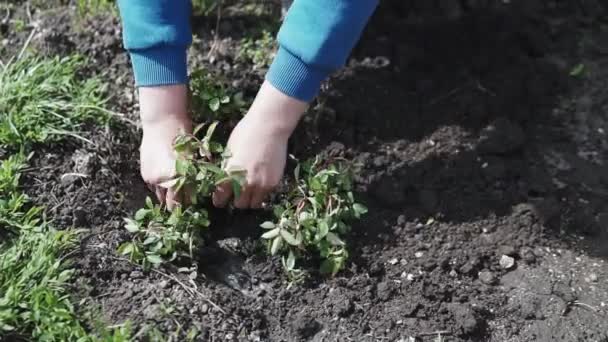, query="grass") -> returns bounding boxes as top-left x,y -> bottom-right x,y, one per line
76,0 -> 116,17
0,54 -> 127,340
0,55 -> 109,149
